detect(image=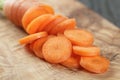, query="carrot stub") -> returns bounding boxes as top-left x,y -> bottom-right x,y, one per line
19,32 -> 48,44
80,56 -> 110,73
42,36 -> 72,63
